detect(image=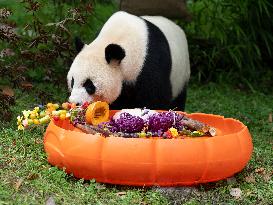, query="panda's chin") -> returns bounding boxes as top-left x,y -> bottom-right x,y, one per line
69,87 -> 114,105
68,92 -> 93,105
69,95 -> 110,106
